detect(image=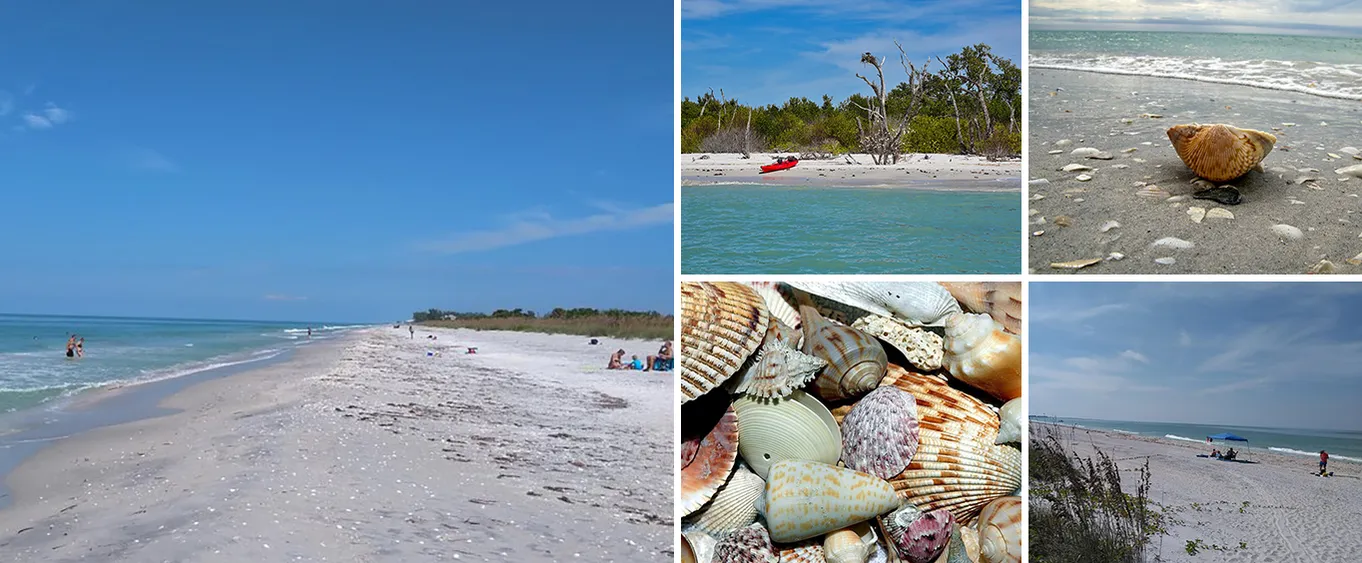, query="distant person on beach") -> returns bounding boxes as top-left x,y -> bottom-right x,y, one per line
1321,450 -> 1329,473
409,325 -> 415,339
630,355 -> 644,370
607,349 -> 627,369
644,340 -> 673,372
307,327 -> 312,339
76,337 -> 84,358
